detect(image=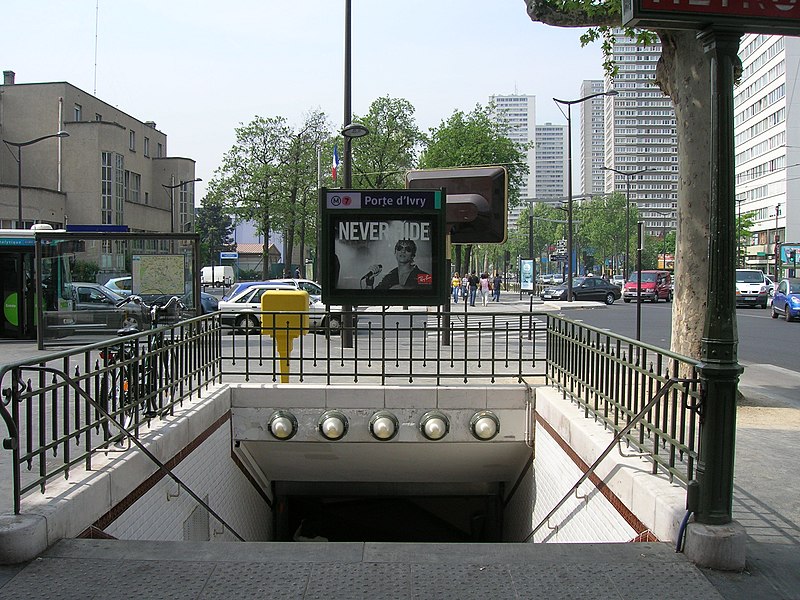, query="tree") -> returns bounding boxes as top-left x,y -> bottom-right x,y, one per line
574,193 -> 629,275
351,96 -> 424,189
209,116 -> 292,279
420,104 -> 530,274
524,1 -> 714,360
278,109 -> 332,276
736,210 -> 756,268
195,196 -> 234,268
